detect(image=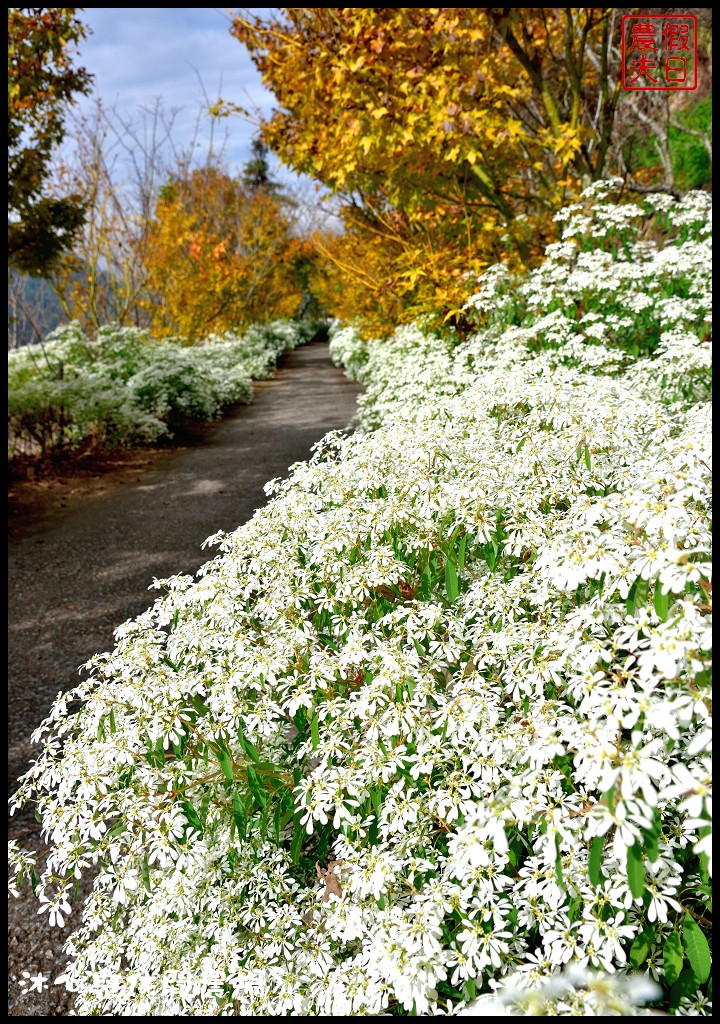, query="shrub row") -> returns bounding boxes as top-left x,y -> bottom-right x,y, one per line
8,319 -> 324,460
